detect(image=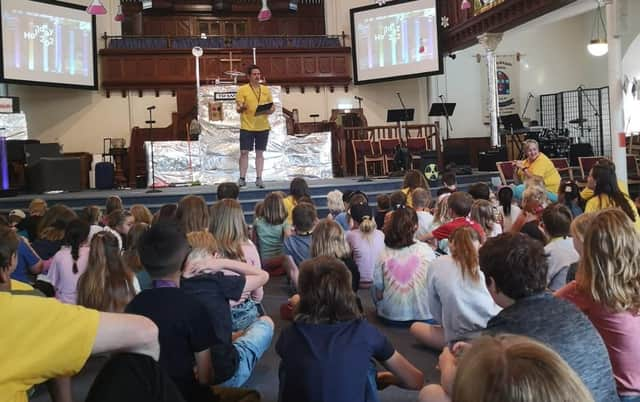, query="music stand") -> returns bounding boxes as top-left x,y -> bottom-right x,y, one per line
387,108 -> 414,142
428,103 -> 456,140
501,114 -> 525,160
500,114 -> 525,131
386,108 -> 414,124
